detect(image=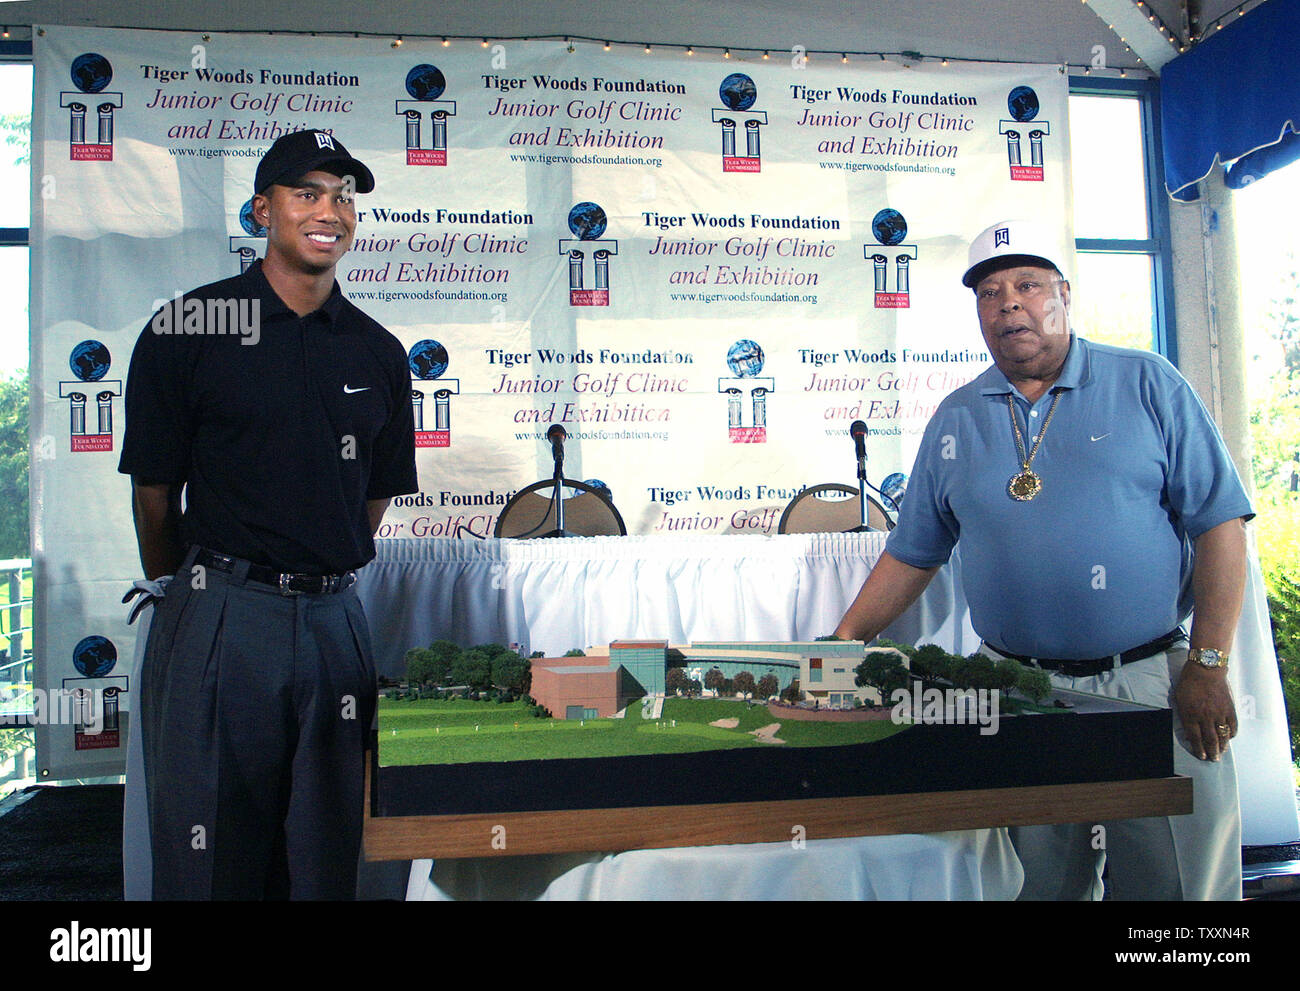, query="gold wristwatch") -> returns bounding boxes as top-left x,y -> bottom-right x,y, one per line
1188,647 -> 1229,670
